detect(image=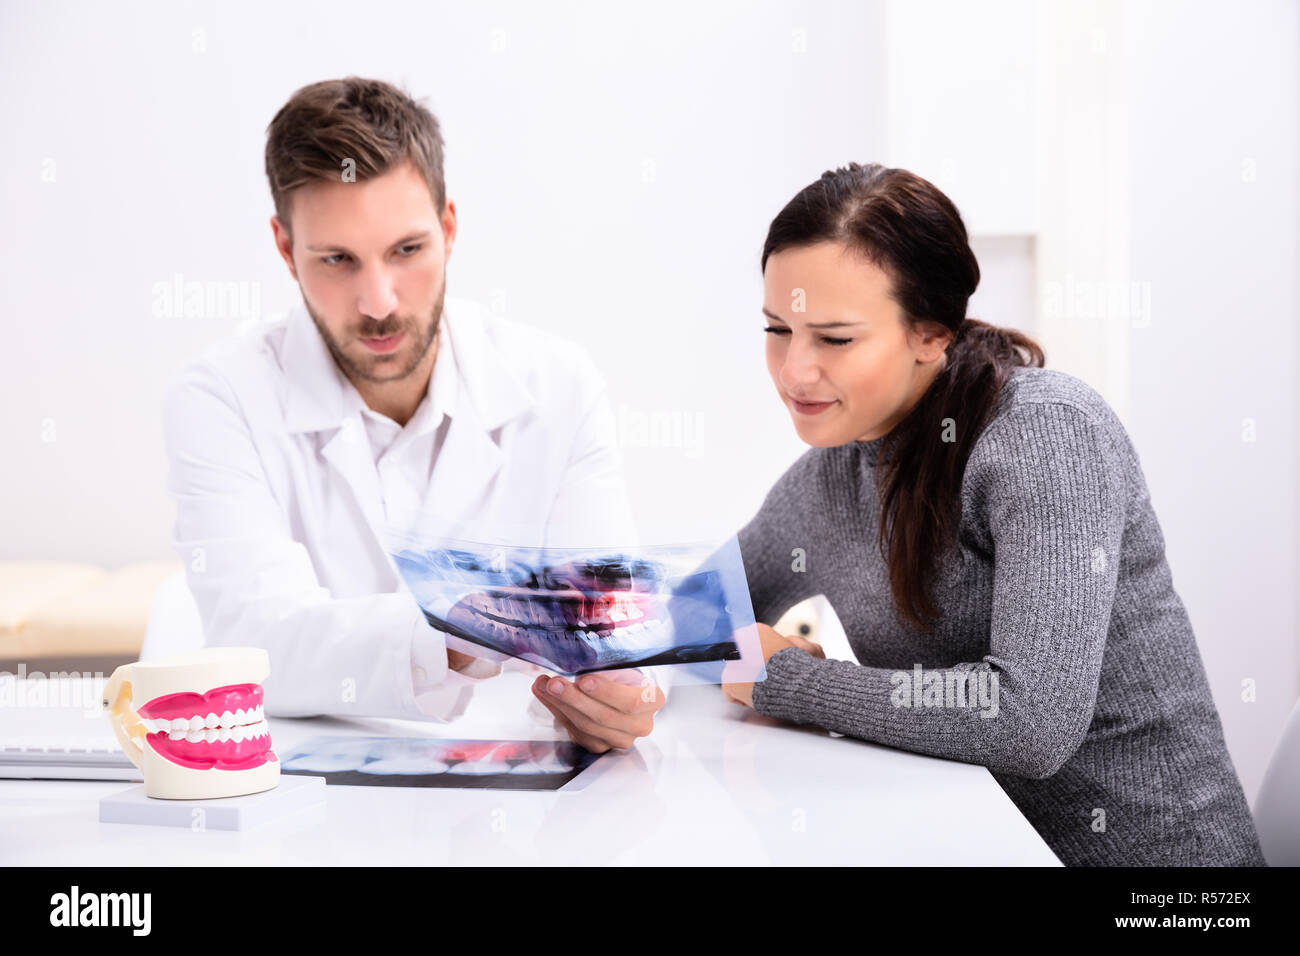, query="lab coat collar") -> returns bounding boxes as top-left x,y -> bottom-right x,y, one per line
279,297 -> 536,549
